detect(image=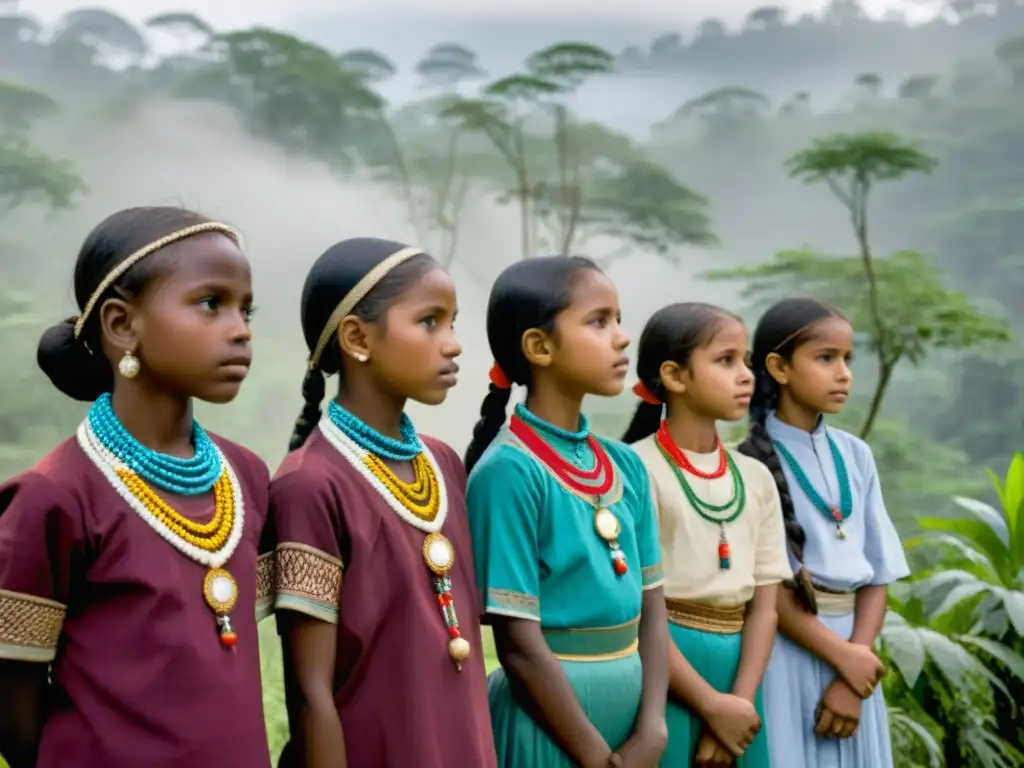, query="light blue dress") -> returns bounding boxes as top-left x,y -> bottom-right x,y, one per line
762,412 -> 910,767
467,406 -> 664,767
